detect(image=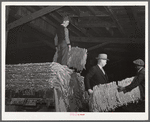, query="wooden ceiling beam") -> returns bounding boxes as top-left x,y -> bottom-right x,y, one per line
87,39 -> 144,51
70,6 -> 81,16
37,6 -> 81,37
55,12 -> 88,36
56,11 -> 93,37
88,42 -> 110,51
7,6 -> 63,31
86,6 -> 109,16
52,14 -> 80,36
125,7 -> 144,37
77,20 -> 116,27
26,6 -> 57,28
90,28 -> 101,37
86,6 -> 114,36
70,37 -> 144,43
70,14 -> 110,17
9,9 -> 55,49
72,7 -> 98,36
104,48 -> 144,53
66,6 -> 93,37
104,7 -> 126,37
